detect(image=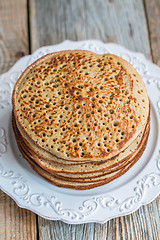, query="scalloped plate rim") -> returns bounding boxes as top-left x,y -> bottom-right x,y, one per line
0,40 -> 160,224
